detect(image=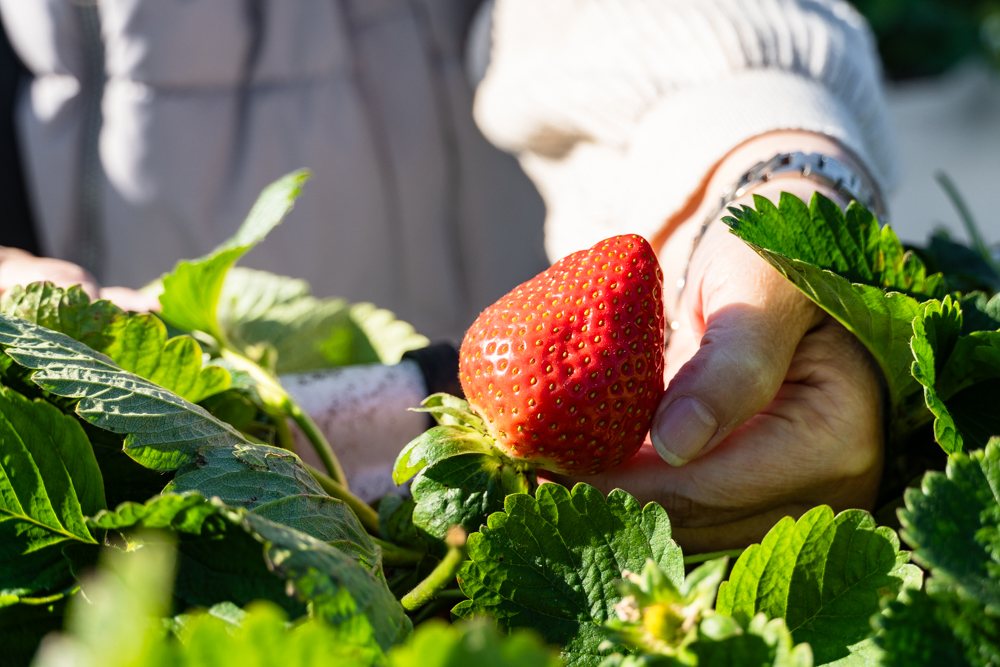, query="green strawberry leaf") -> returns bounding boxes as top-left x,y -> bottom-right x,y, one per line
89,491 -> 409,649
725,193 -> 938,435
911,297 -> 1000,454
388,620 -> 561,667
873,586 -> 999,667
345,301 -> 430,366
166,442 -> 379,568
252,511 -> 411,647
958,292 -> 1000,334
453,483 -> 684,666
411,449 -> 532,549
0,282 -> 123,352
395,399 -> 534,550
411,392 -> 487,431
159,170 -> 309,344
101,314 -> 231,403
171,600 -> 387,667
911,297 -> 966,454
726,194 -> 944,299
218,267 -> 428,373
393,424 -> 497,485
0,386 -> 104,602
912,230 -> 1000,295
689,613 -> 814,667
32,538 -> 389,667
2,282 -> 232,404
715,505 -> 922,666
378,494 -> 427,552
899,439 -> 1000,613
0,314 -> 251,471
